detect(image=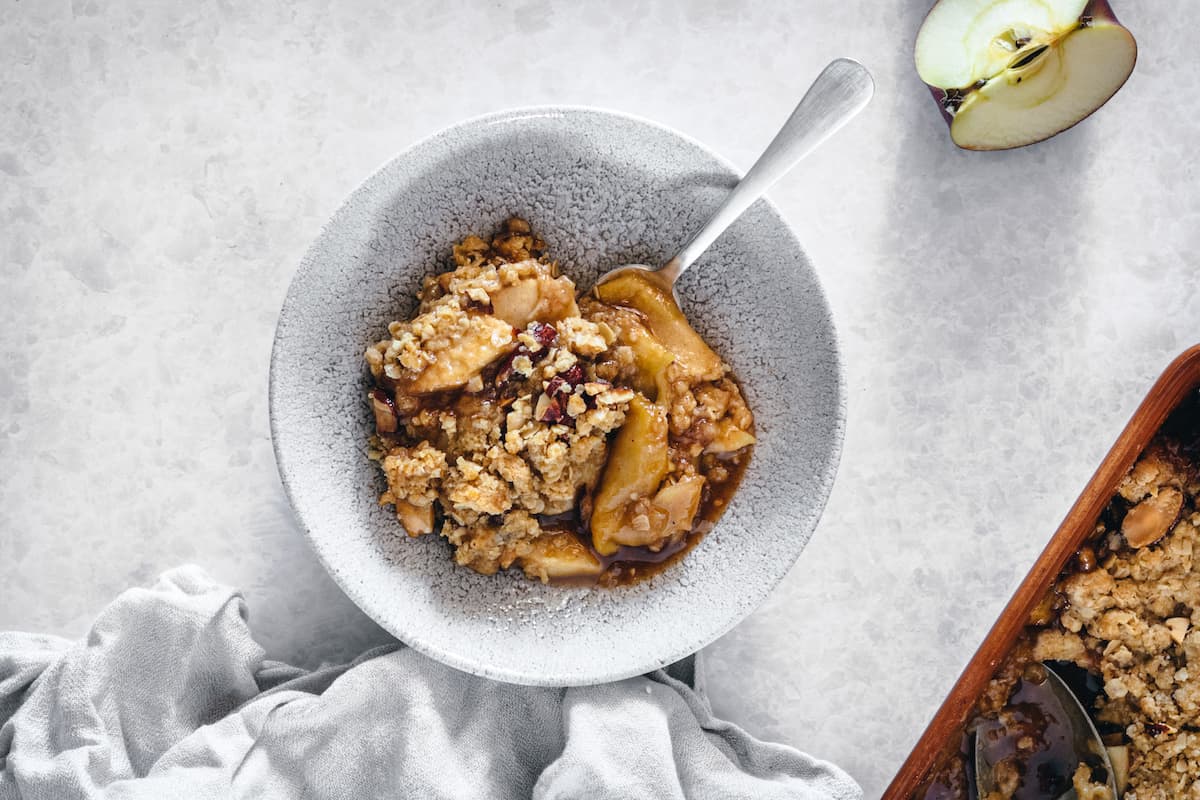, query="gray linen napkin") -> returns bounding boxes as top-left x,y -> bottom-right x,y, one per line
0,566 -> 861,800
